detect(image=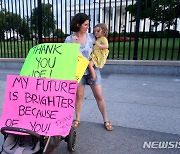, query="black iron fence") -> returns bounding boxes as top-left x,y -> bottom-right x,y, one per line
0,0 -> 179,60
